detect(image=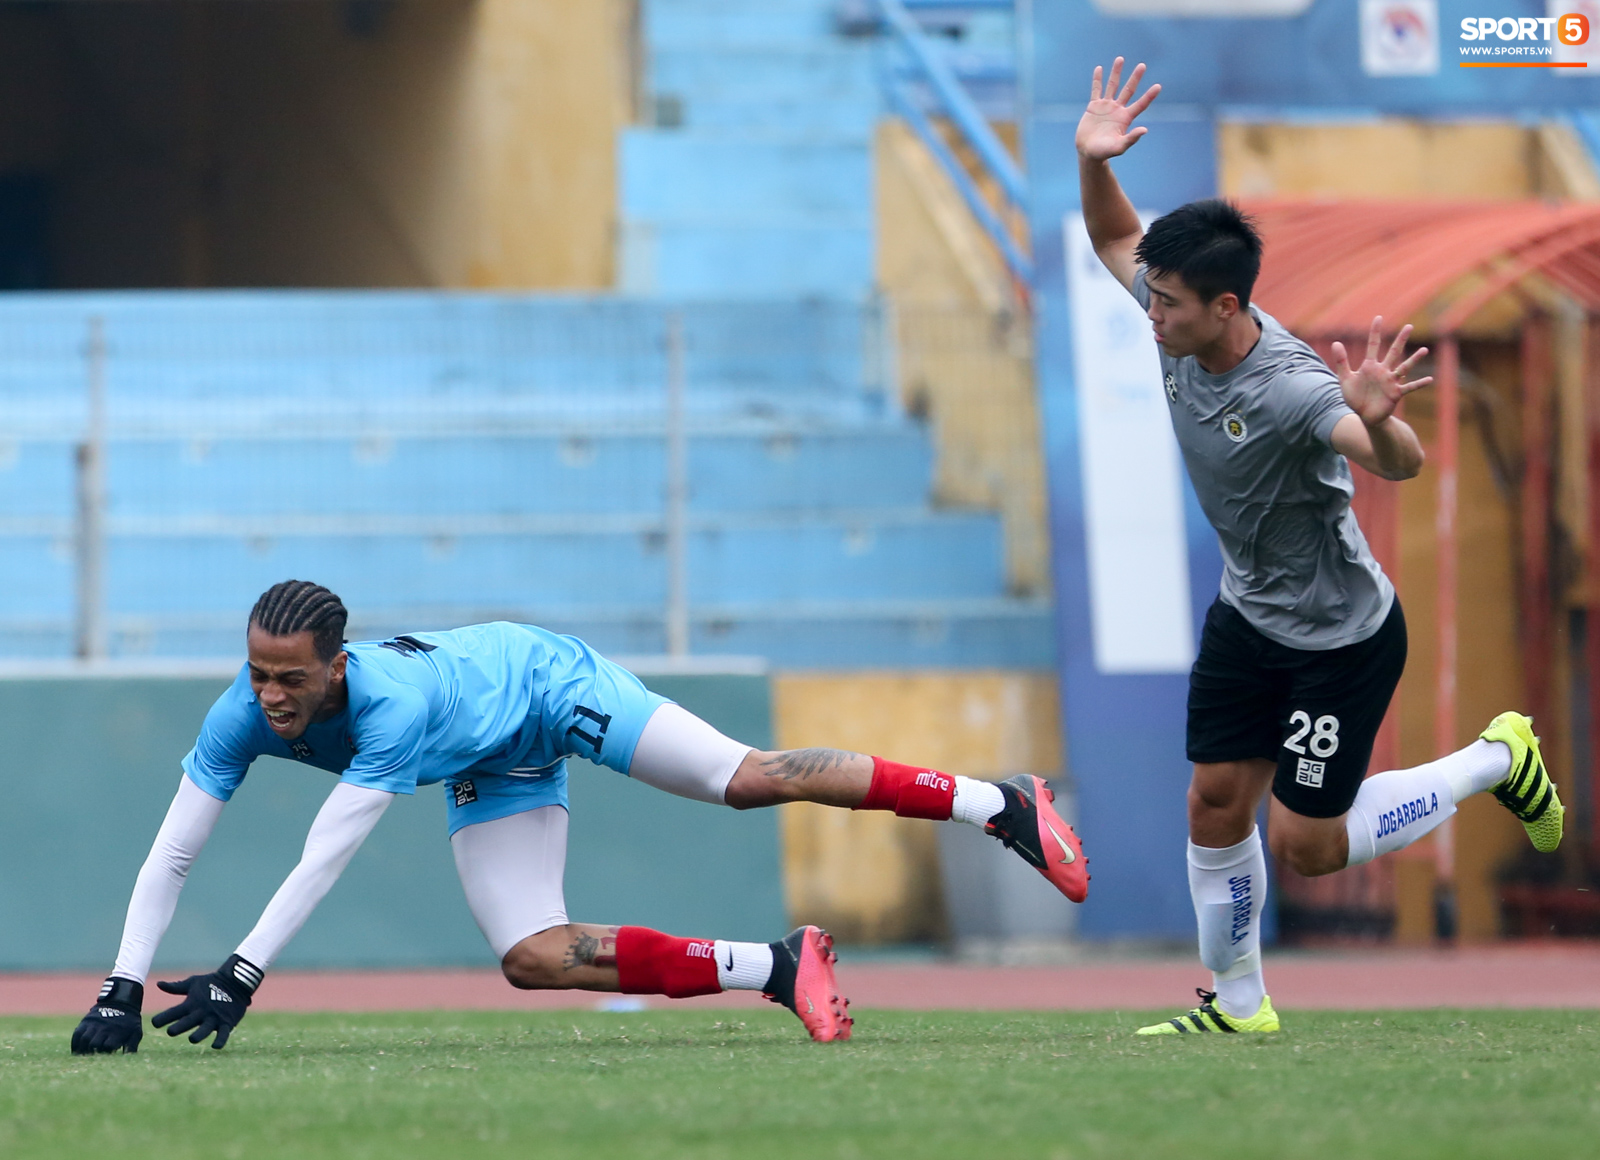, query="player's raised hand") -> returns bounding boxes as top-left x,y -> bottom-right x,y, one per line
1330,317 -> 1433,427
1076,57 -> 1161,161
